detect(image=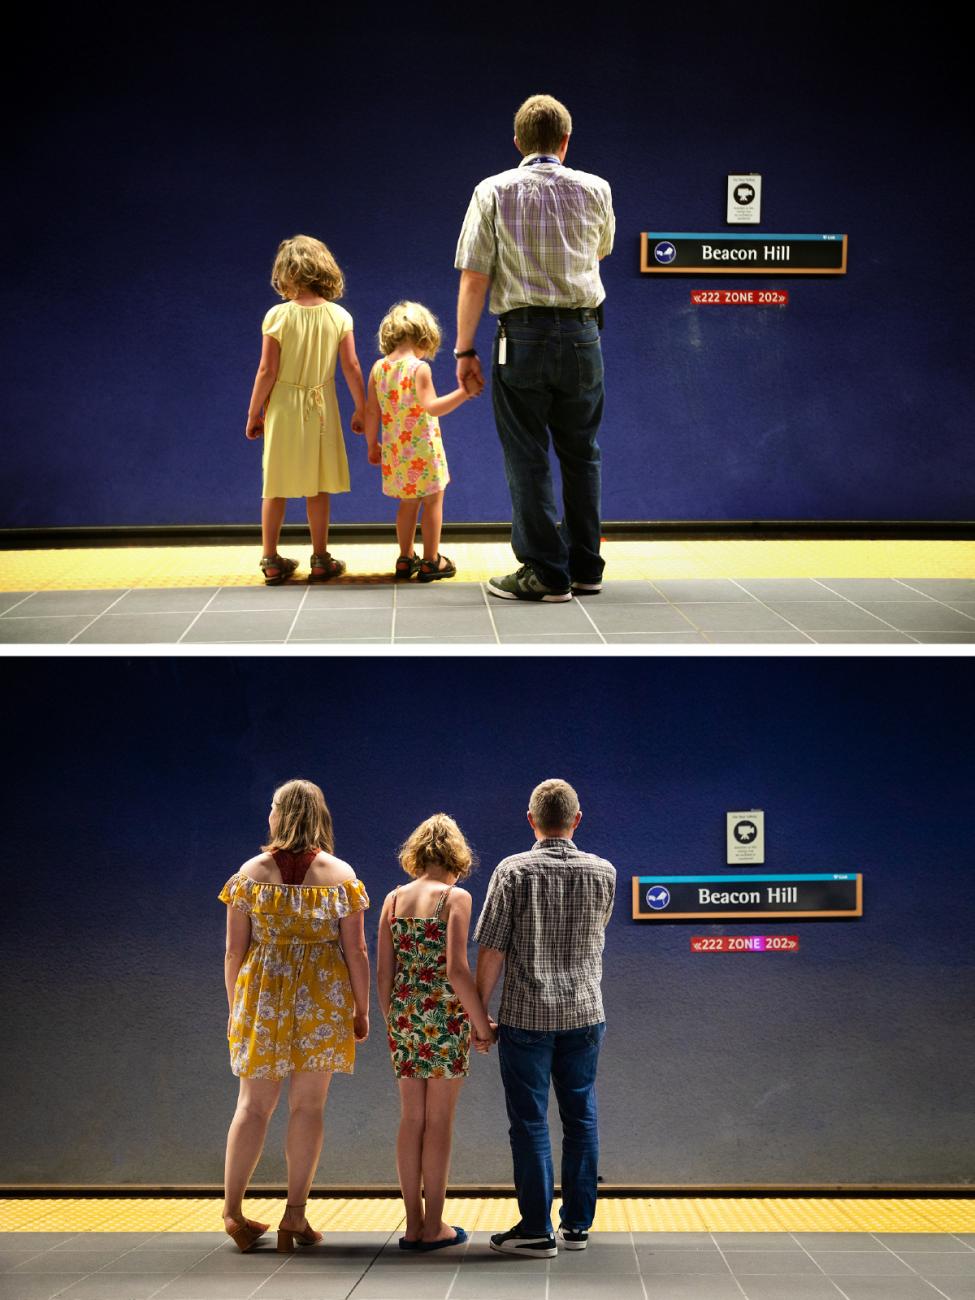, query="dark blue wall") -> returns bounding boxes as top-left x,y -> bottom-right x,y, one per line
3,656 -> 973,1184
5,3 -> 973,528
